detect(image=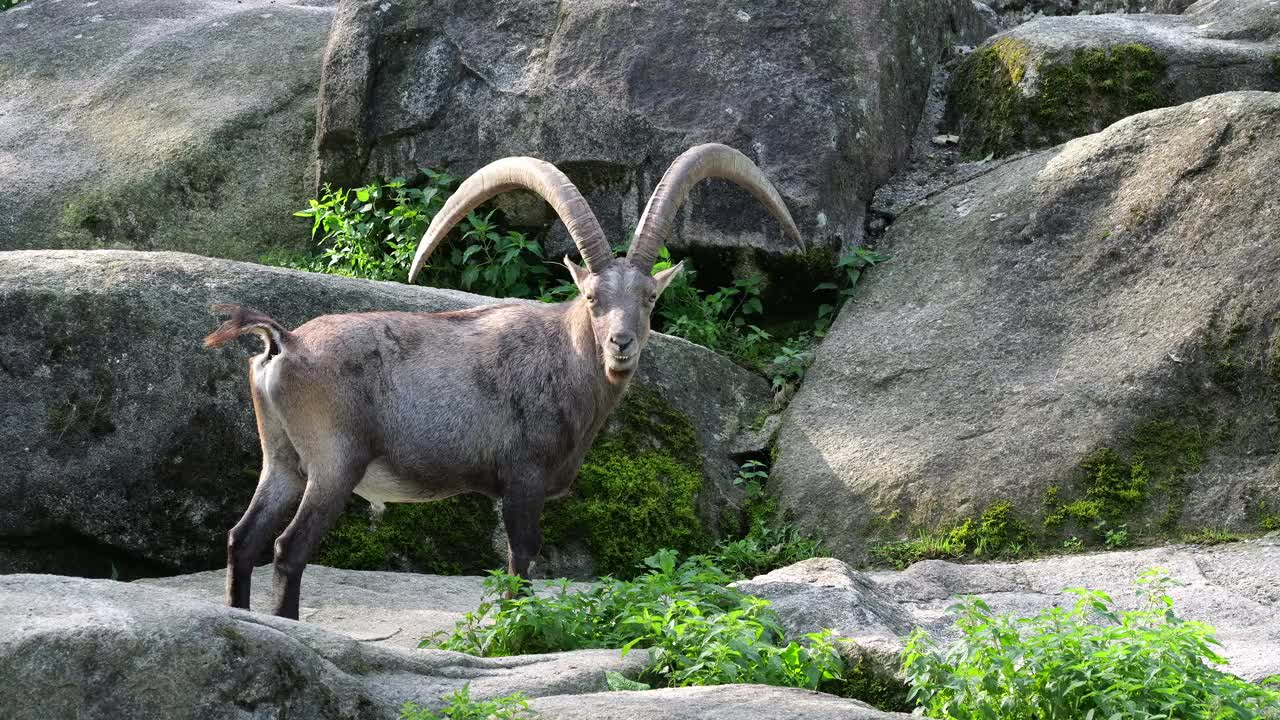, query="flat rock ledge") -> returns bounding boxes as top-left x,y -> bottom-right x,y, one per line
737,535 -> 1280,683
1,569 -> 914,719
0,573 -> 642,720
